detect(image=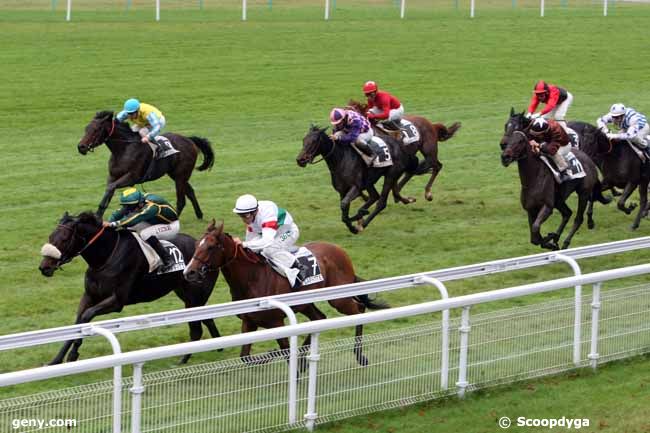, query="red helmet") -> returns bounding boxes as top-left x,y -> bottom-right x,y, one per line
363,81 -> 378,94
533,80 -> 549,94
